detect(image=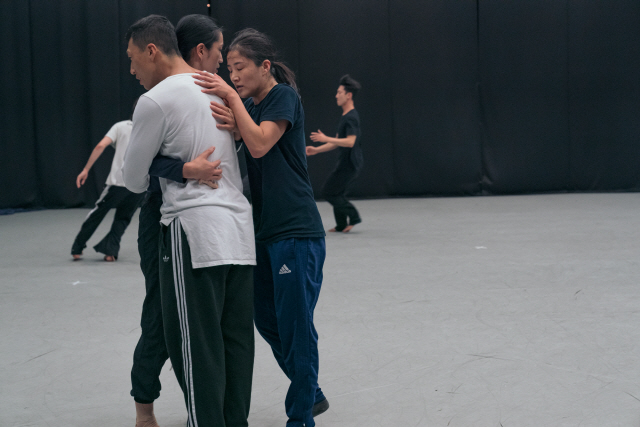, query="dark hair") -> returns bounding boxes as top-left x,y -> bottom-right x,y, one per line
175,14 -> 223,62
229,28 -> 298,92
339,74 -> 361,99
125,15 -> 179,57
